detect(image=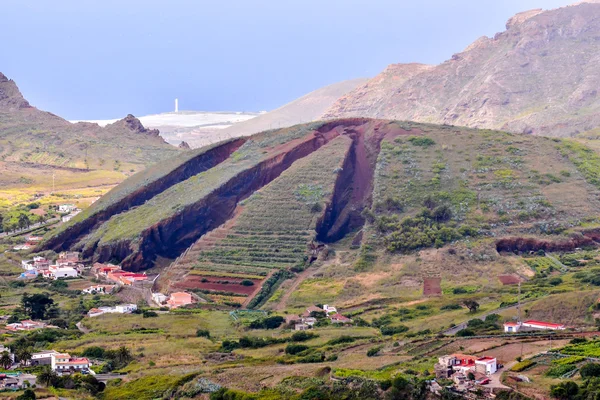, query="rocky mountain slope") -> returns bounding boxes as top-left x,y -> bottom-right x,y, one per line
324,2 -> 600,137
211,79 -> 368,143
0,72 -> 179,173
42,118 -> 600,305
